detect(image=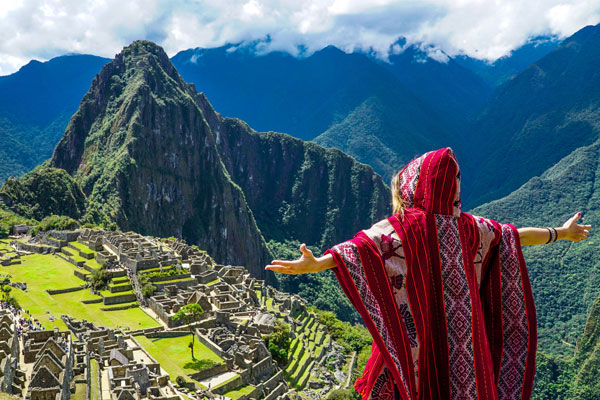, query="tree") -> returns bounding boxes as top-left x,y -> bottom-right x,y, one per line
264,321 -> 291,364
172,303 -> 204,359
